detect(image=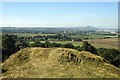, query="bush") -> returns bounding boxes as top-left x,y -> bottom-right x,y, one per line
82,41 -> 97,55
97,48 -> 120,68
60,43 -> 74,49
16,41 -> 28,50
2,34 -> 16,62
31,41 -> 45,47
44,41 -> 51,48
50,42 -> 61,47
73,46 -> 82,51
